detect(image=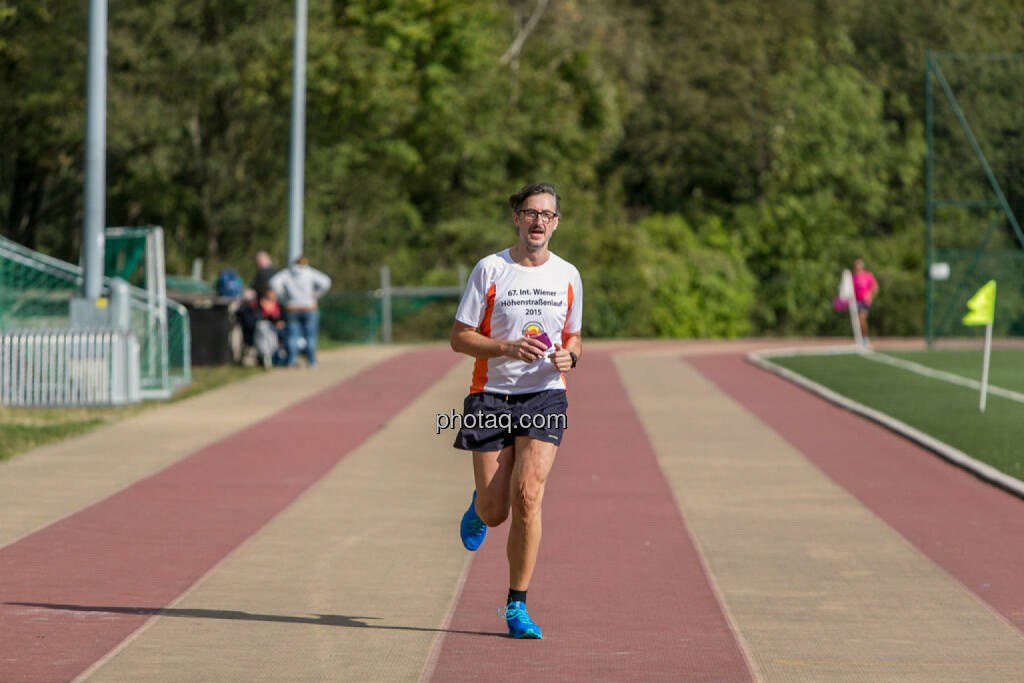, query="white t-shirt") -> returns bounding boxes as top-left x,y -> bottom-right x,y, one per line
455,249 -> 583,395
